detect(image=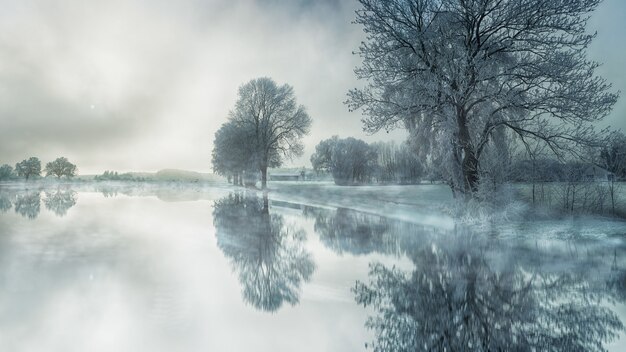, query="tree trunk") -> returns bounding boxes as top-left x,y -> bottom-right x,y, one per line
233,173 -> 239,186
262,192 -> 269,214
261,166 -> 268,190
610,179 -> 615,215
457,109 -> 479,196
